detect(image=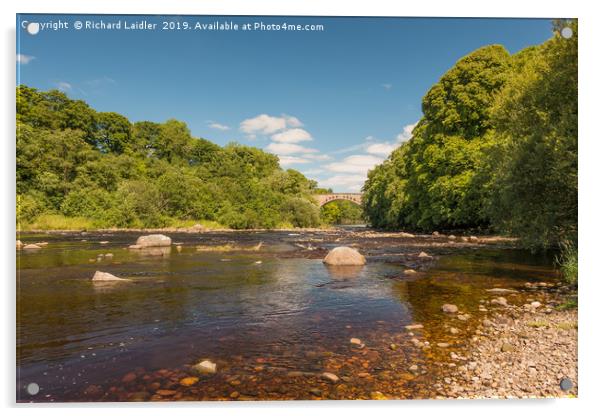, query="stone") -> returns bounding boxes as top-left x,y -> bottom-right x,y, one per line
437,343 -> 450,348
99,241 -> 109,245
157,389 -> 177,396
16,240 -> 23,250
404,269 -> 417,275
491,297 -> 508,307
400,232 -> 415,238
193,360 -> 217,374
405,323 -> 424,330
105,253 -> 114,258
418,251 -> 431,258
350,338 -> 363,346
129,391 -> 150,401
457,314 -> 470,321
133,234 -> 172,248
370,391 -> 388,400
122,372 -> 137,383
448,235 -> 456,240
92,271 -> 129,282
128,245 -> 142,249
450,327 -> 460,335
531,301 -> 542,308
23,244 -> 42,250
461,236 -> 469,242
321,372 -> 339,383
409,364 -> 419,373
179,376 -> 199,386
501,343 -> 514,352
441,304 -> 459,314
323,246 -> 366,266
432,231 -> 440,237
83,384 -> 103,399
229,391 -> 240,399
389,343 -> 398,350
469,236 -> 479,242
